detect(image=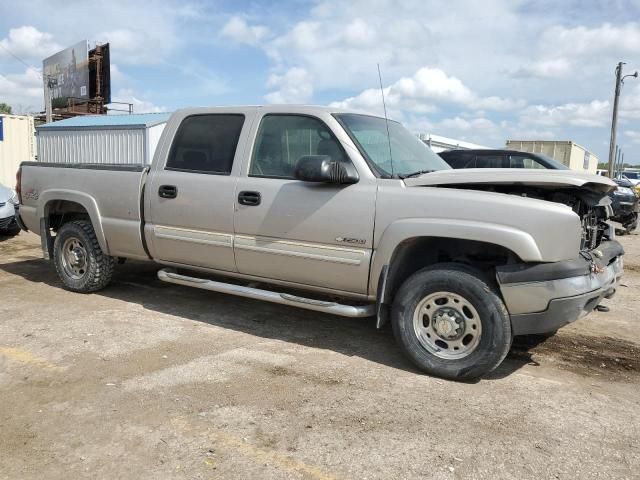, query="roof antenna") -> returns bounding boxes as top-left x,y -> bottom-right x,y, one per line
377,63 -> 394,177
